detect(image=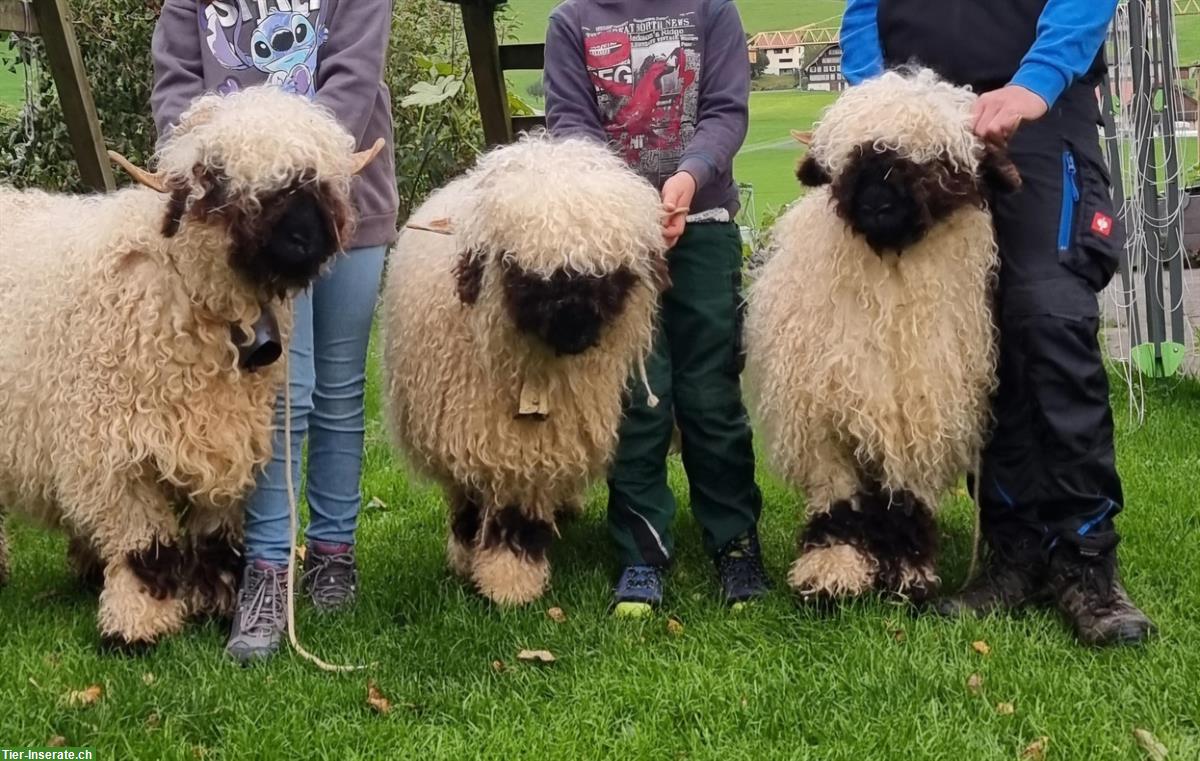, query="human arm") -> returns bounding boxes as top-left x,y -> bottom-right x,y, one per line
542,10 -> 607,143
675,0 -> 749,194
975,0 -> 1118,142
839,0 -> 884,85
313,0 -> 392,146
150,0 -> 206,143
